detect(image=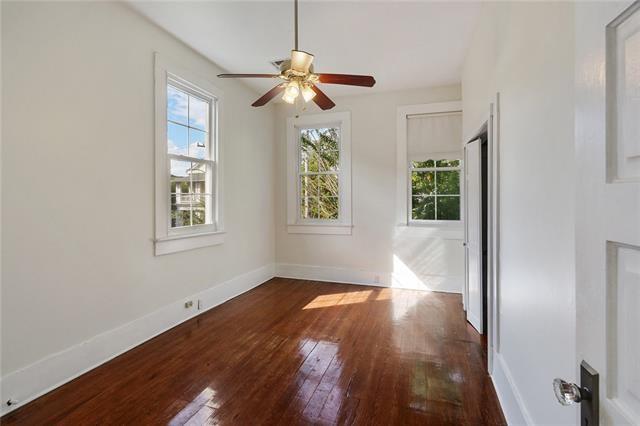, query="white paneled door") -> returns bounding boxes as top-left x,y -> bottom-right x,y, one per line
576,1 -> 640,424
465,139 -> 483,334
